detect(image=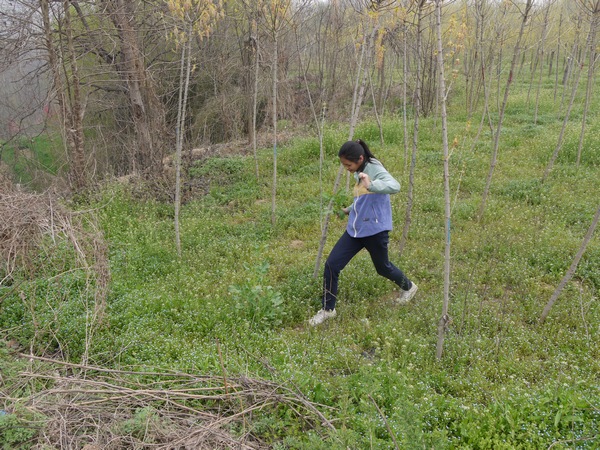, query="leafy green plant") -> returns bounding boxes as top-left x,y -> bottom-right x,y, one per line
0,410 -> 40,449
189,155 -> 247,180
228,262 -> 286,329
113,406 -> 161,442
497,178 -> 548,206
